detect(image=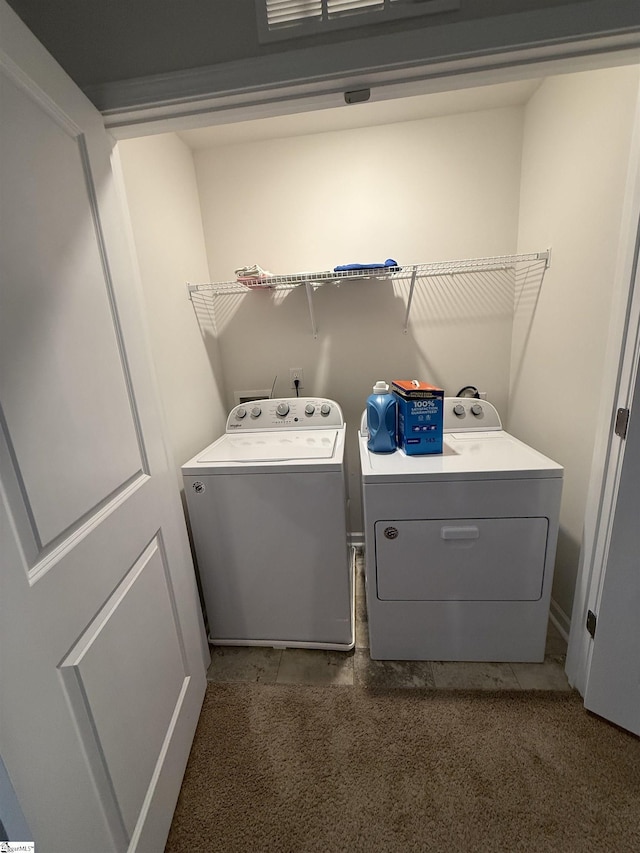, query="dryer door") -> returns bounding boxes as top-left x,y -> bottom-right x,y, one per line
375,517 -> 549,601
